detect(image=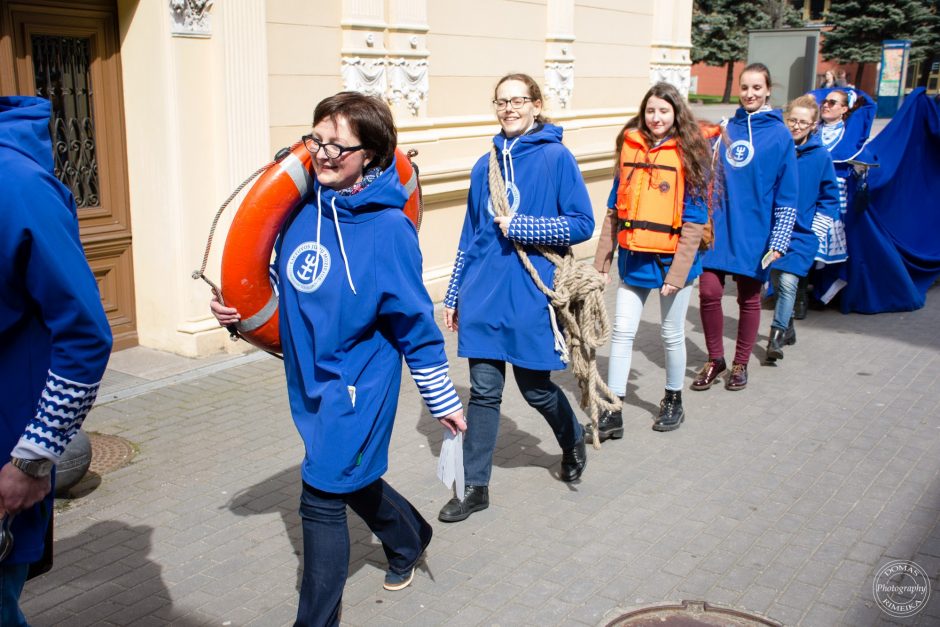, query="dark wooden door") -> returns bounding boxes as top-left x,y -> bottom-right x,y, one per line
1,0 -> 137,349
